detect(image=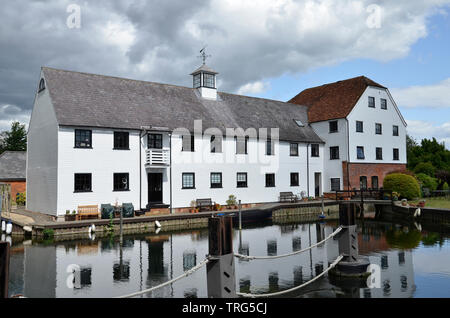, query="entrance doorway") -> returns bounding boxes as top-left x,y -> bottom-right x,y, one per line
148,173 -> 163,205
314,172 -> 321,197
